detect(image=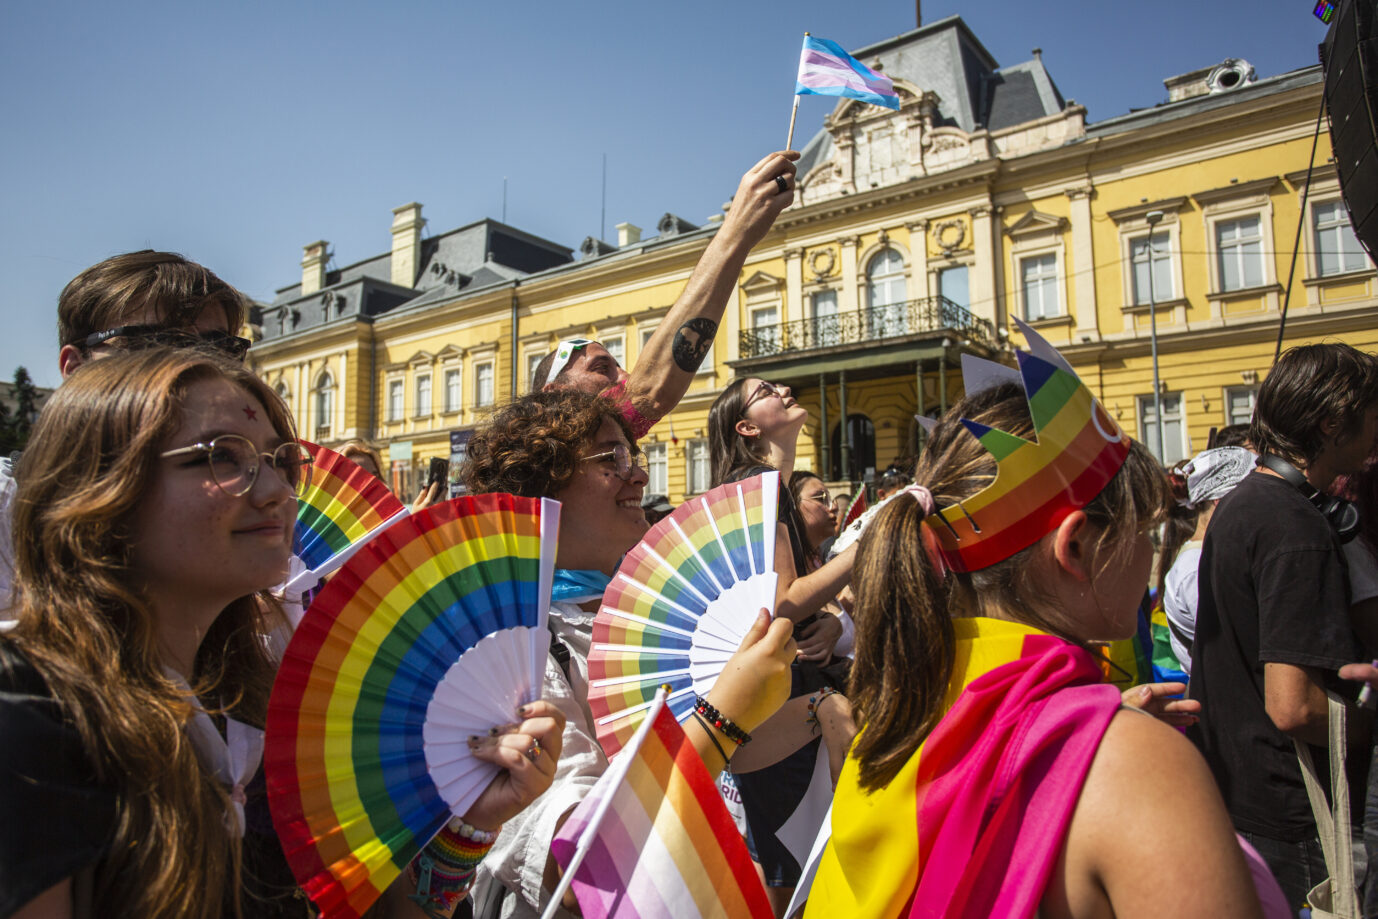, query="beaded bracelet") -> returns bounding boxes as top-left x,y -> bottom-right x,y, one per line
806,686 -> 840,733
407,816 -> 498,918
690,710 -> 733,769
693,695 -> 752,746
